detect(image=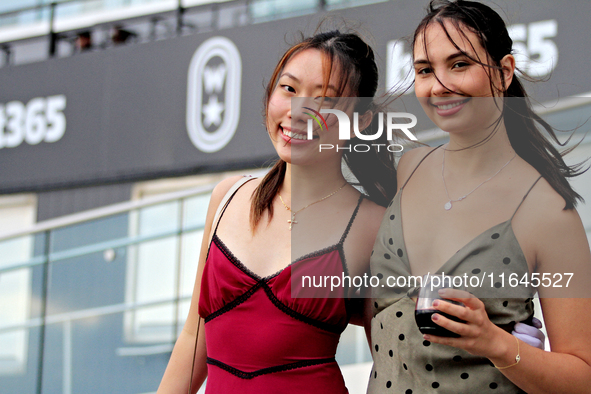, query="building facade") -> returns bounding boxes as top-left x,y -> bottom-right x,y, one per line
0,0 -> 590,393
